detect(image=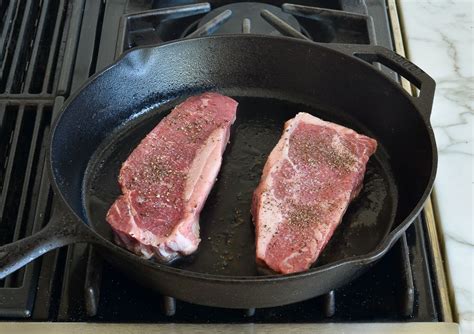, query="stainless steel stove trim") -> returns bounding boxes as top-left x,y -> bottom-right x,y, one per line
0,322 -> 461,333
388,0 -> 455,322
424,196 -> 455,321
